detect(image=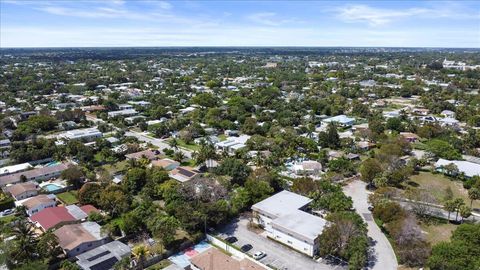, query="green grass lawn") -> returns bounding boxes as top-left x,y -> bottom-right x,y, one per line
171,138 -> 200,151
57,191 -> 79,205
408,172 -> 480,209
102,160 -> 129,174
